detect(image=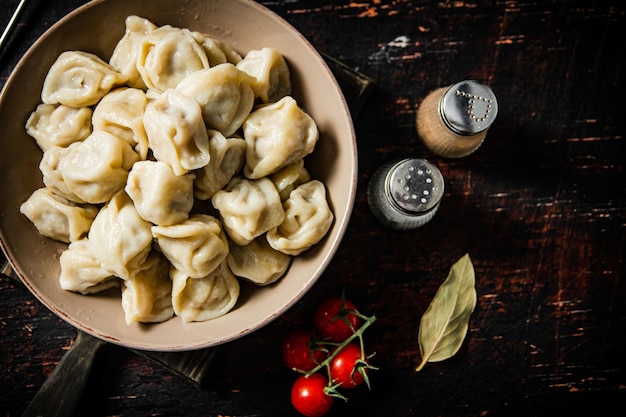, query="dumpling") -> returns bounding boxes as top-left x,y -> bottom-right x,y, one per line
41,51 -> 127,107
236,48 -> 291,103
61,130 -> 139,204
143,89 -> 210,175
136,24 -> 210,92
25,104 -> 92,151
109,15 -> 158,89
59,238 -> 118,294
125,160 -> 194,226
20,187 -> 98,243
171,261 -> 240,323
88,191 -> 153,280
92,87 -> 149,160
197,35 -> 243,66
39,143 -> 86,203
193,130 -> 246,200
242,96 -> 319,179
211,177 -> 285,246
152,214 -> 229,278
121,252 -> 174,324
267,180 -> 334,256
268,159 -> 311,201
227,237 -> 292,286
176,63 -> 255,136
